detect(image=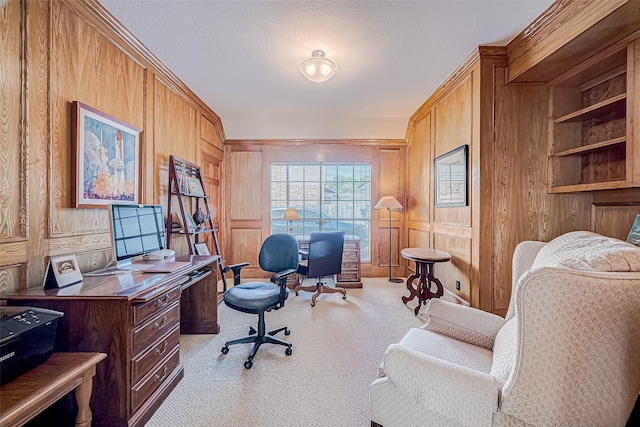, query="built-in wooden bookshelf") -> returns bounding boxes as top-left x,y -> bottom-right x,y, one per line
548,45 -> 633,193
